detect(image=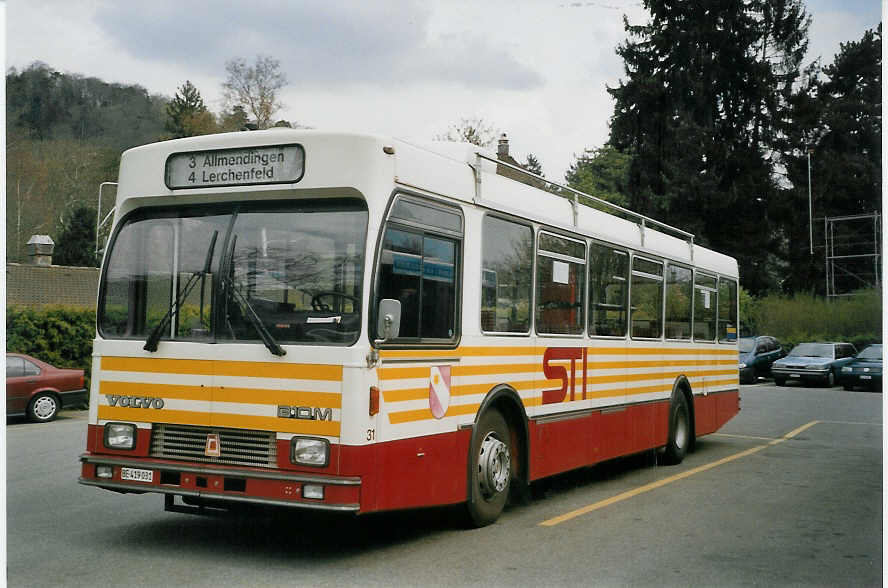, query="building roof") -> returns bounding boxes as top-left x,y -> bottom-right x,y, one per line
6,263 -> 99,309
